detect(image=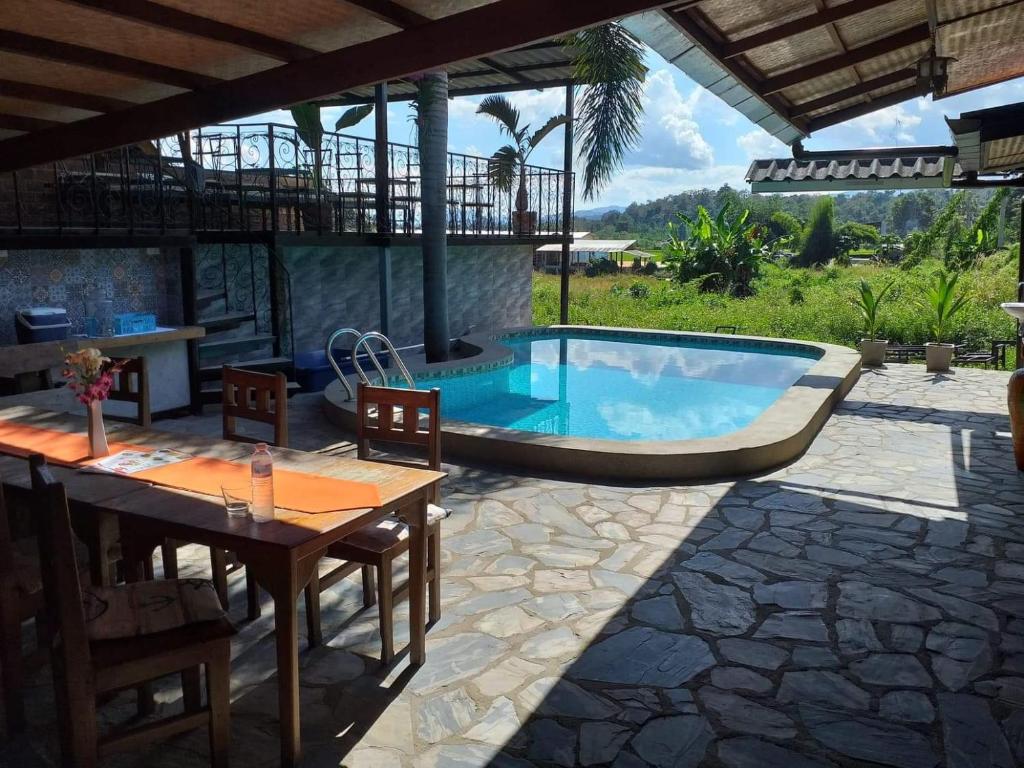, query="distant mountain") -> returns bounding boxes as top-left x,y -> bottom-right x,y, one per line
575,205 -> 626,219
